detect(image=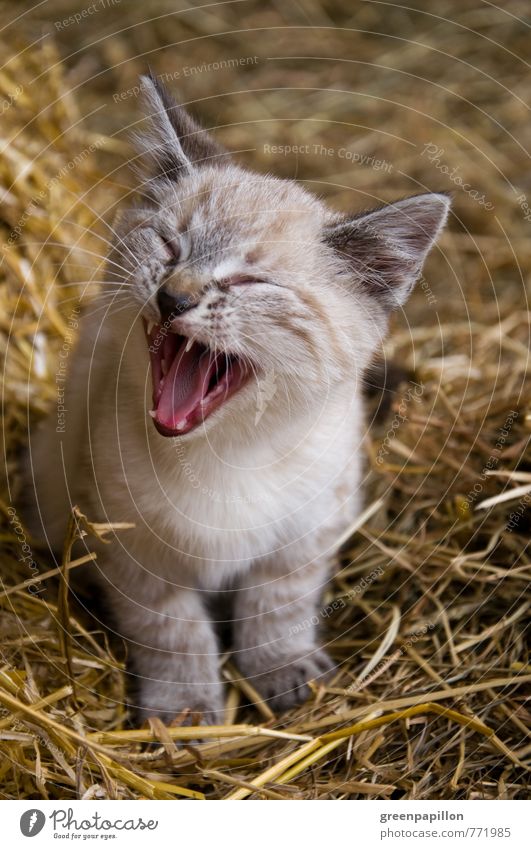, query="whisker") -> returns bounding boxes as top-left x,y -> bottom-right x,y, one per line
83,298 -> 133,323
61,206 -> 142,270
53,279 -> 134,289
23,240 -> 134,277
